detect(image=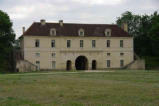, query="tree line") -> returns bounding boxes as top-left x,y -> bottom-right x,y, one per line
116,11 -> 159,57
